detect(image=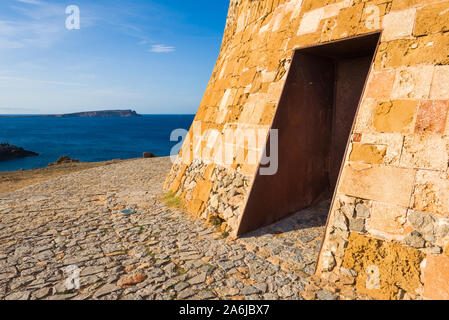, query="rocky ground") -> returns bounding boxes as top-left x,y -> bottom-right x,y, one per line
0,157 -> 338,300
0,159 -> 126,194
